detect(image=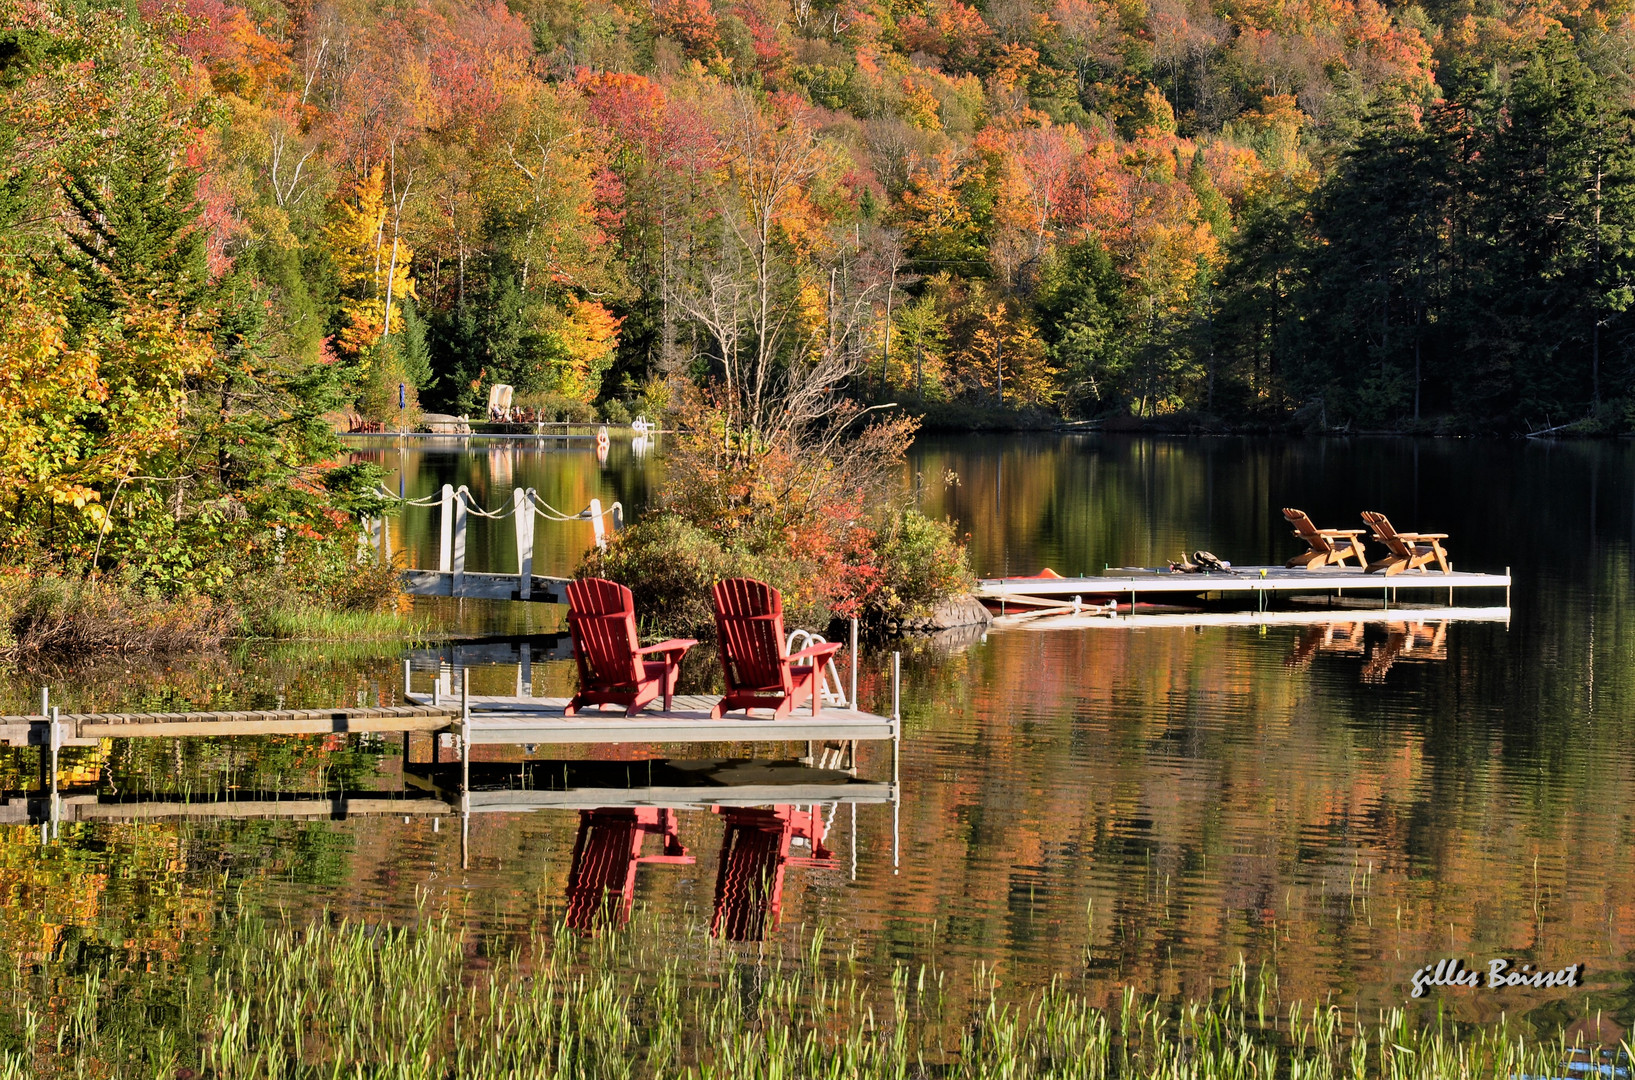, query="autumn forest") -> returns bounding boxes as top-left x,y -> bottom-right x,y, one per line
6,0 -> 1635,445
